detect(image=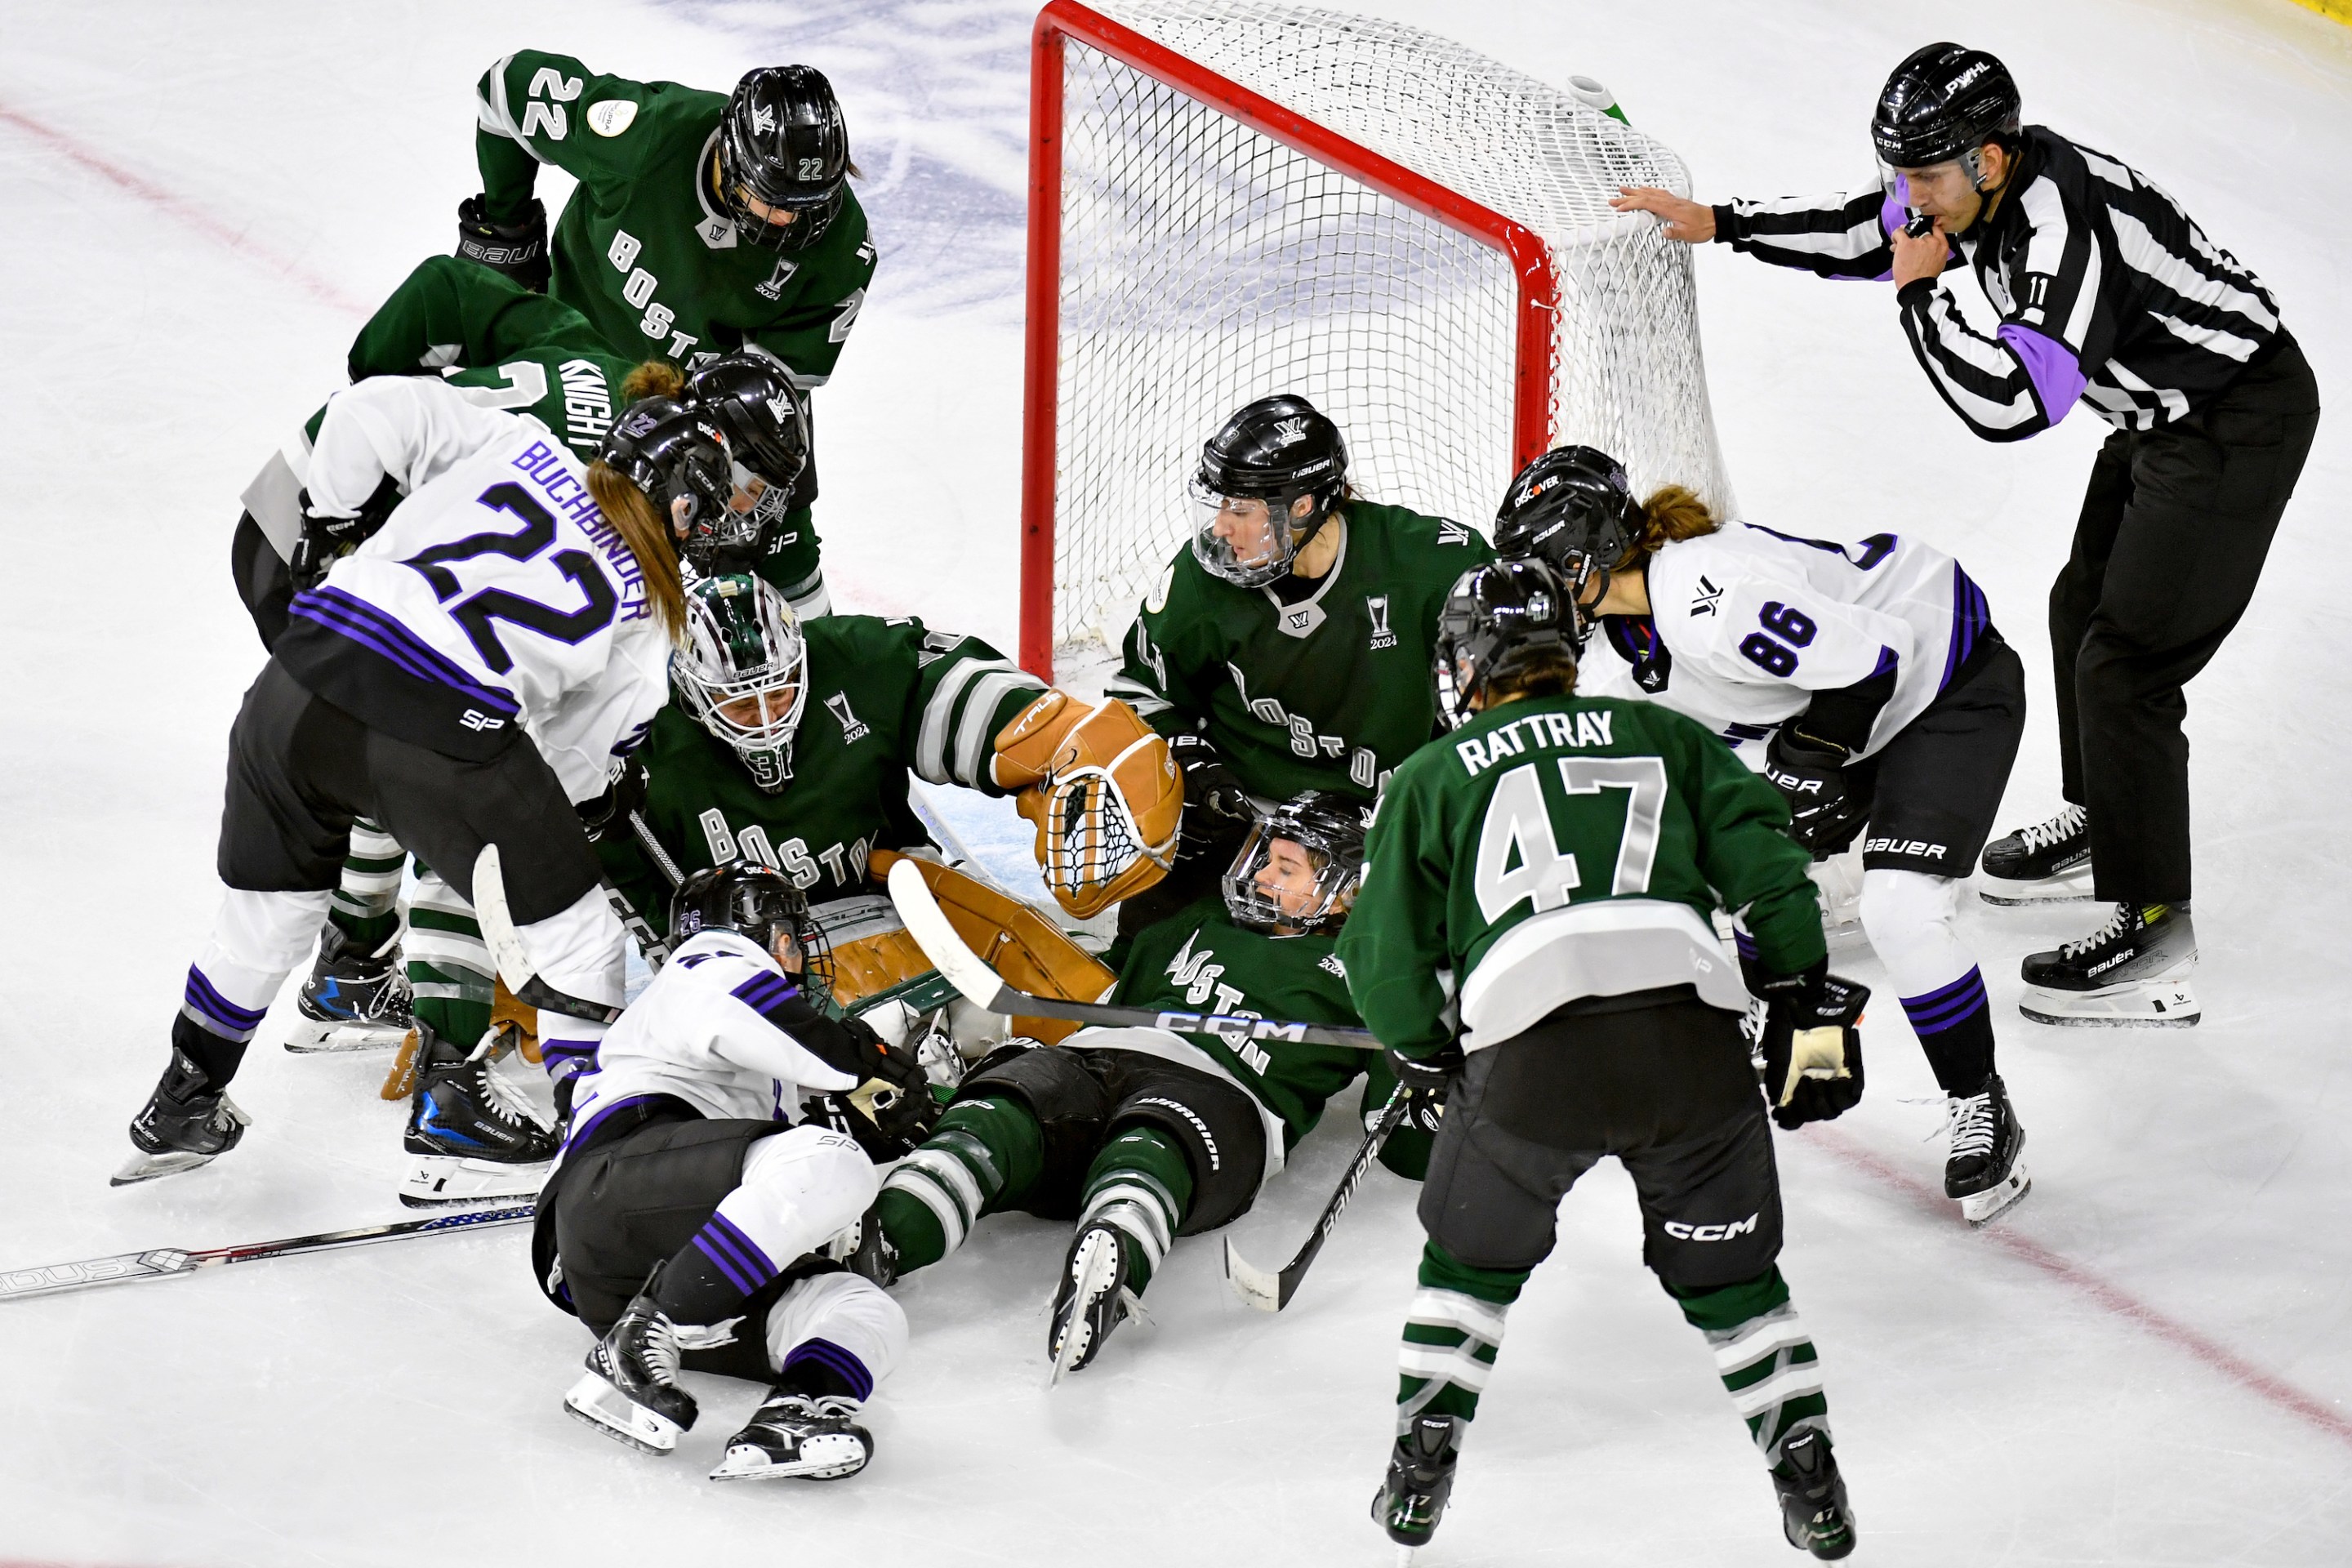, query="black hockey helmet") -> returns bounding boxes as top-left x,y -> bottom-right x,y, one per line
1189,394 -> 1351,586
1432,559 -> 1578,728
685,350 -> 810,553
599,396 -> 742,572
1494,444 -> 1640,613
1223,790 -> 1371,935
670,859 -> 831,988
1872,45 -> 2021,181
718,66 -> 851,253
